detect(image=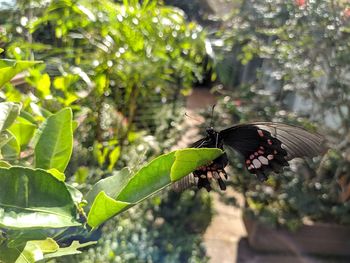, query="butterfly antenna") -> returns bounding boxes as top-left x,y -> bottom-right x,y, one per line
184,112 -> 202,123
209,104 -> 216,127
